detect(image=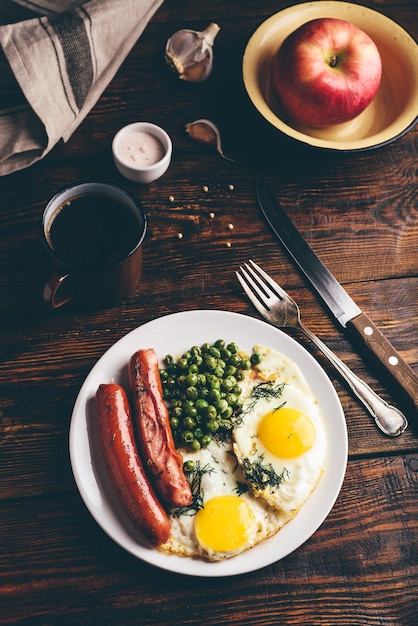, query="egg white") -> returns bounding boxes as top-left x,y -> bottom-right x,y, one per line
233,346 -> 327,516
159,439 -> 288,562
